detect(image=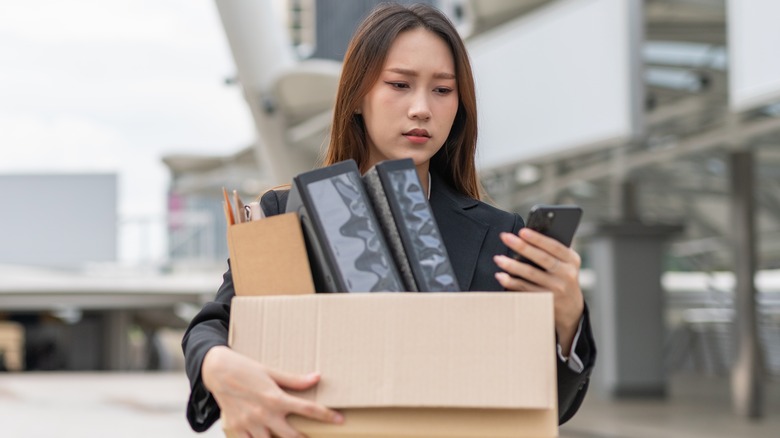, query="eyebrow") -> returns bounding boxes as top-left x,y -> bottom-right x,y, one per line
386,67 -> 456,80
